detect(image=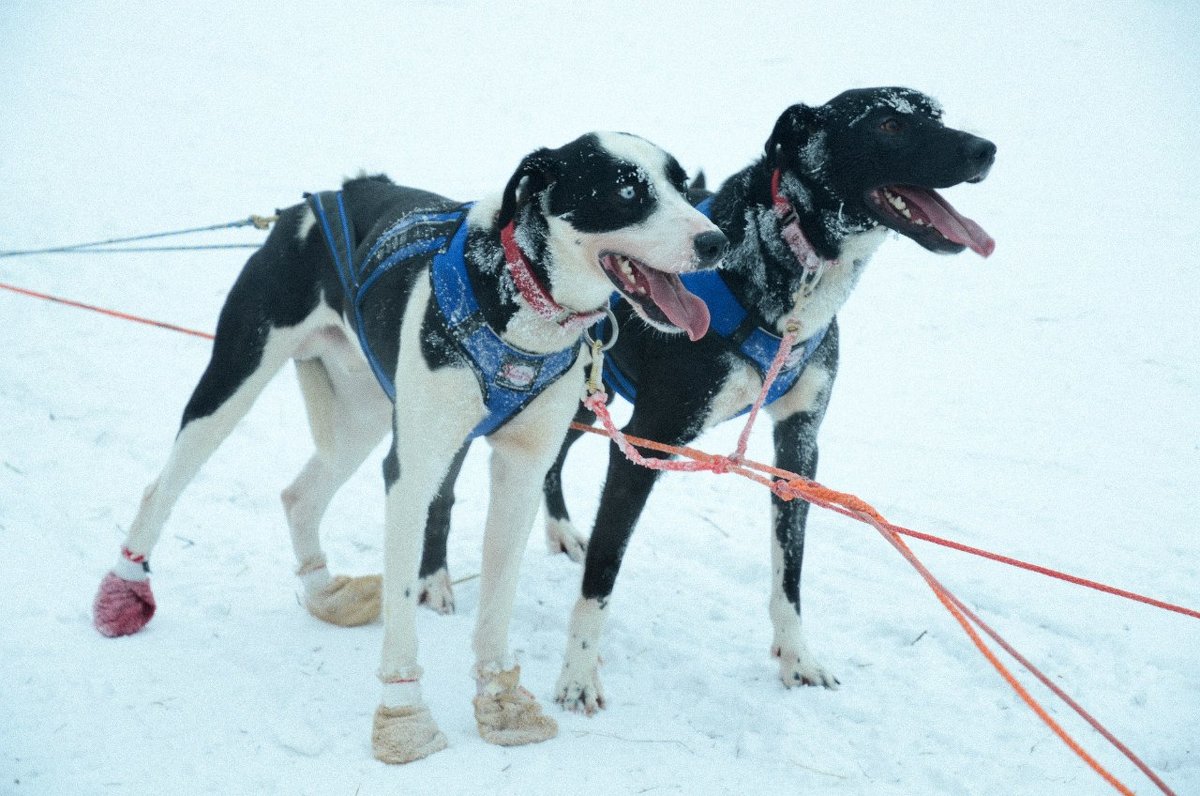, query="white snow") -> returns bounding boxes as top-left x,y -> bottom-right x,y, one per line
2,2 -> 1198,794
